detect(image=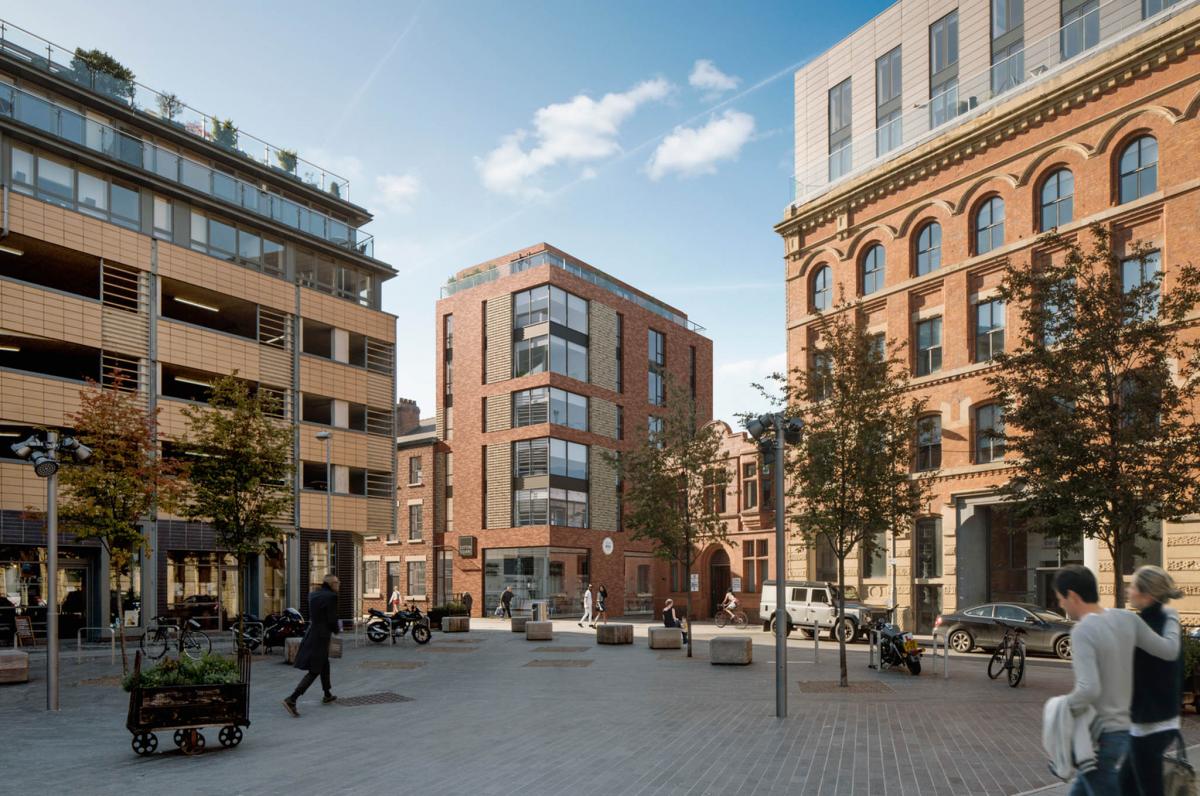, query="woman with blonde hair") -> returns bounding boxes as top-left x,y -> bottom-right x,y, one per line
1119,564 -> 1184,795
